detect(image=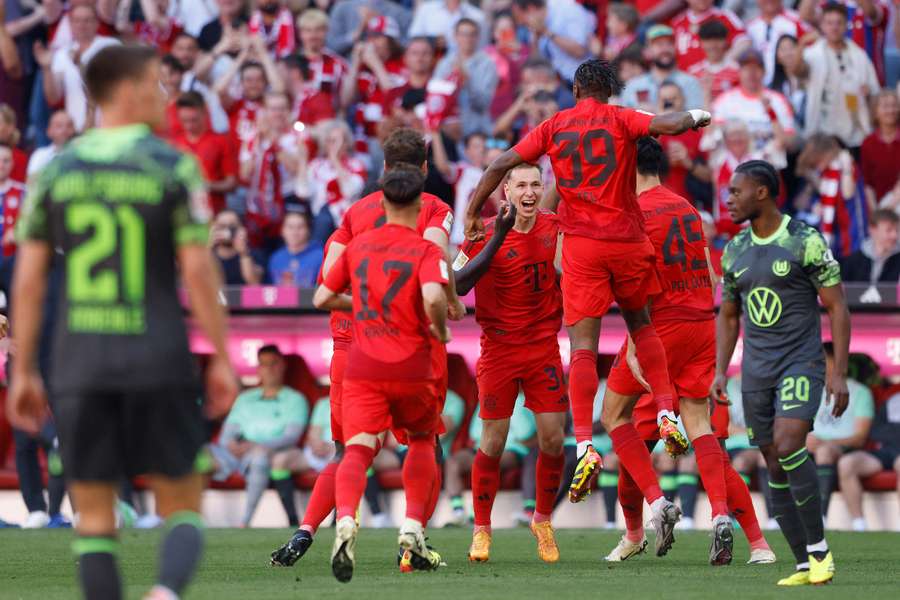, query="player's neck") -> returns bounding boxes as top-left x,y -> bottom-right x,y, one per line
635,174 -> 660,195
97,109 -> 147,130
384,204 -> 419,229
750,208 -> 785,239
513,214 -> 536,233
